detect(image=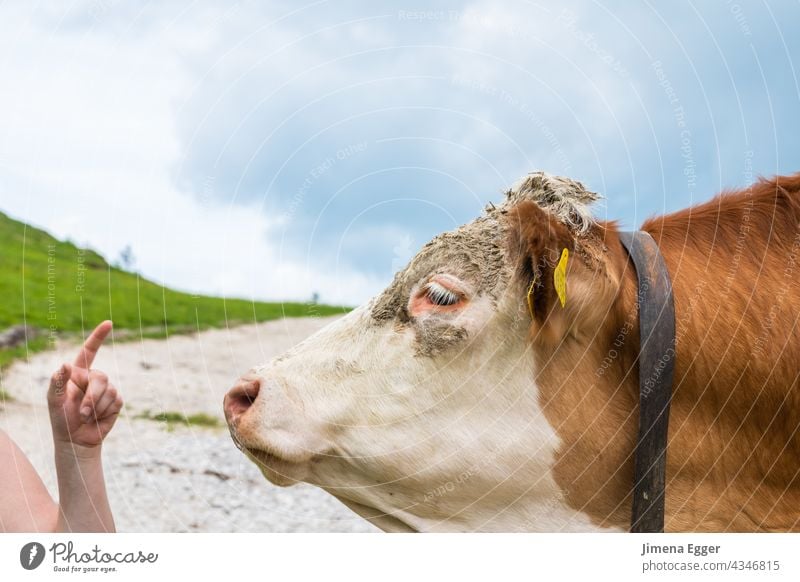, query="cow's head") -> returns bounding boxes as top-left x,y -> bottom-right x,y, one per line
224,172 -> 624,531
